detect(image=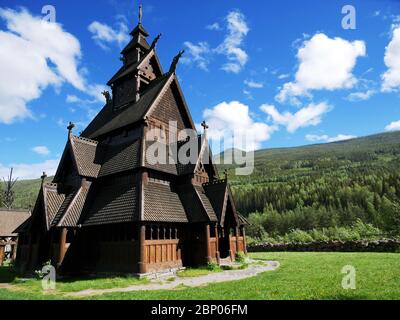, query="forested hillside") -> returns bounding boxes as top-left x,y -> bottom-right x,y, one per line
2,131 -> 400,243
223,131 -> 400,242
